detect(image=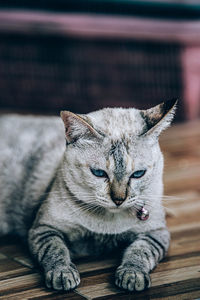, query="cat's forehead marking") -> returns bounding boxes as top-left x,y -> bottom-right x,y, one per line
109,140 -> 127,181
